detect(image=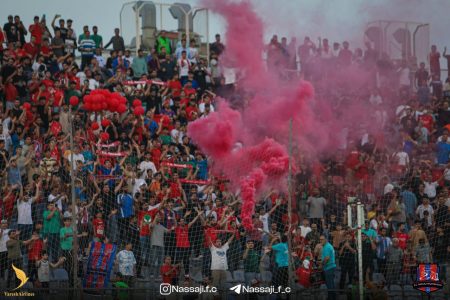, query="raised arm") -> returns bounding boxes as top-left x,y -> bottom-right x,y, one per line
188,211 -> 201,228
114,177 -> 125,193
